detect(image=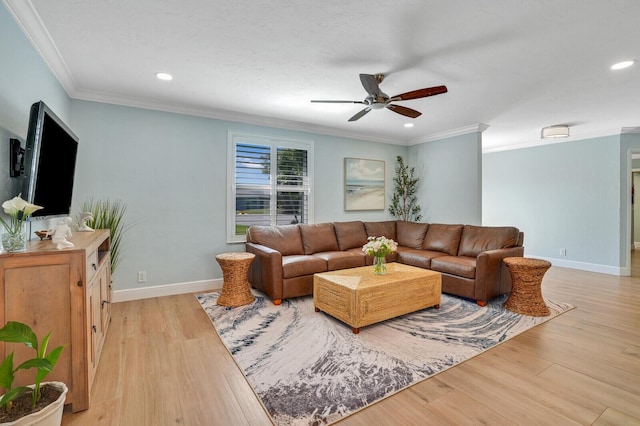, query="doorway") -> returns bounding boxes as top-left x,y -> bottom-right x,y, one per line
633,171 -> 640,276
